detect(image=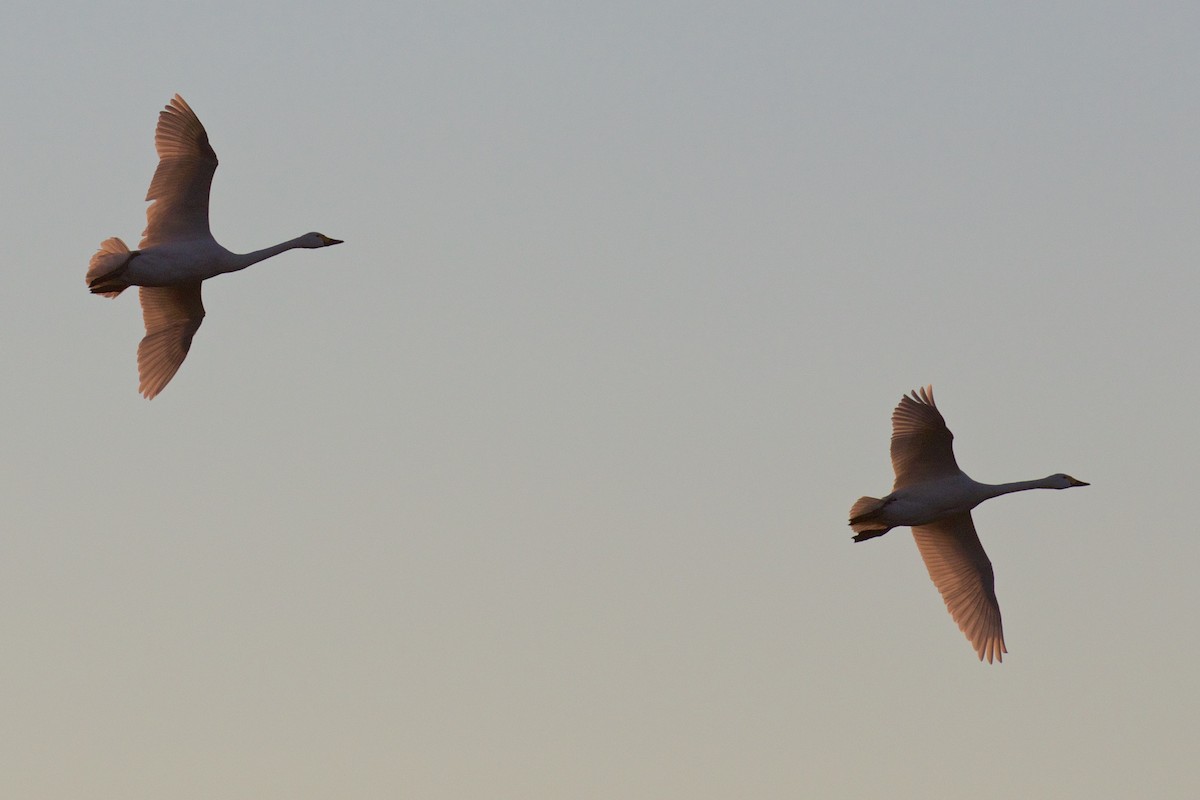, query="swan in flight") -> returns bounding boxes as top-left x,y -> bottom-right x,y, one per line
87,94 -> 342,398
849,386 -> 1087,663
